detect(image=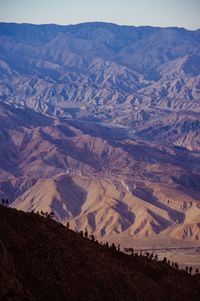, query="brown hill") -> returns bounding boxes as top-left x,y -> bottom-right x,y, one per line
0,103 -> 200,246
0,204 -> 200,301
